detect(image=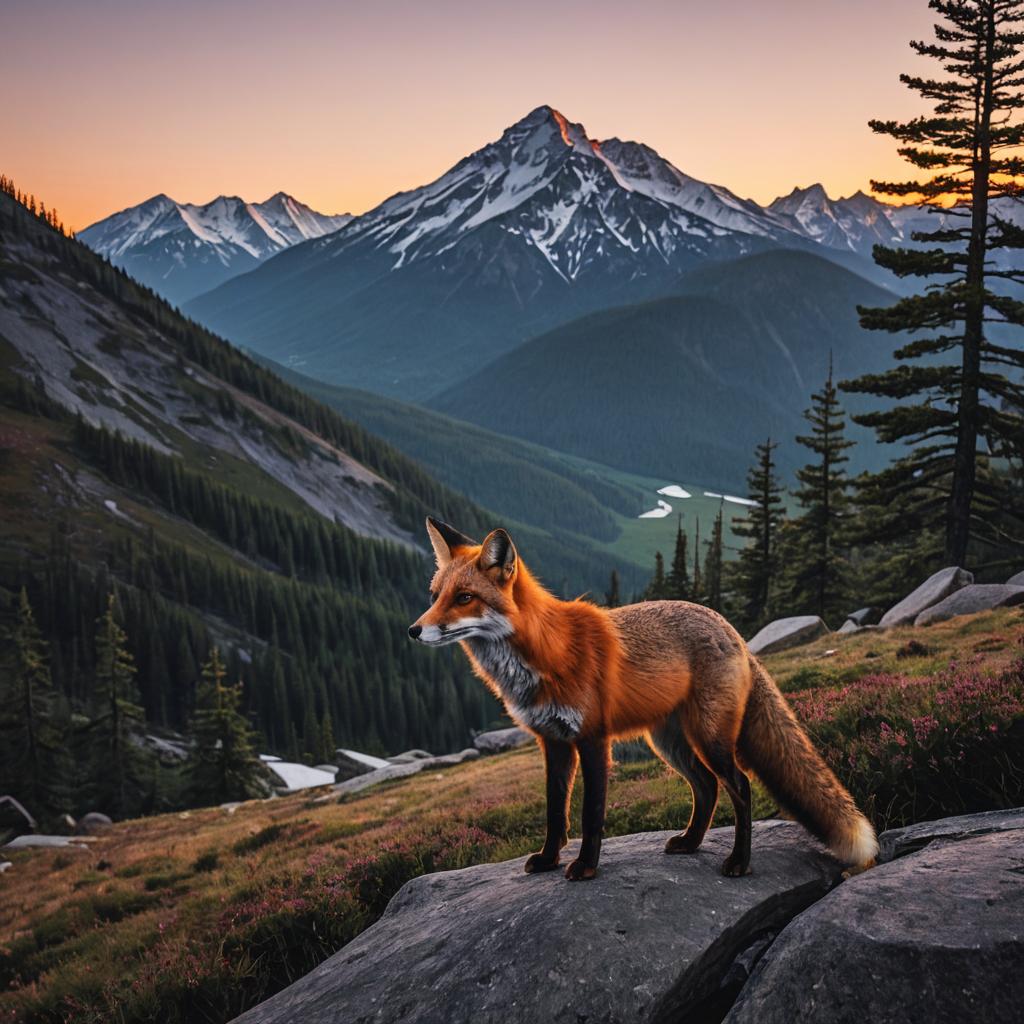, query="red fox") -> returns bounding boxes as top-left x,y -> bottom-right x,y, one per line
409,518 -> 877,881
